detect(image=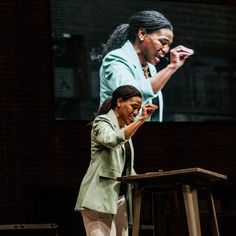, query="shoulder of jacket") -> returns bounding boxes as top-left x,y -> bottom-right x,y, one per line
104,48 -> 128,62
94,113 -> 110,123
